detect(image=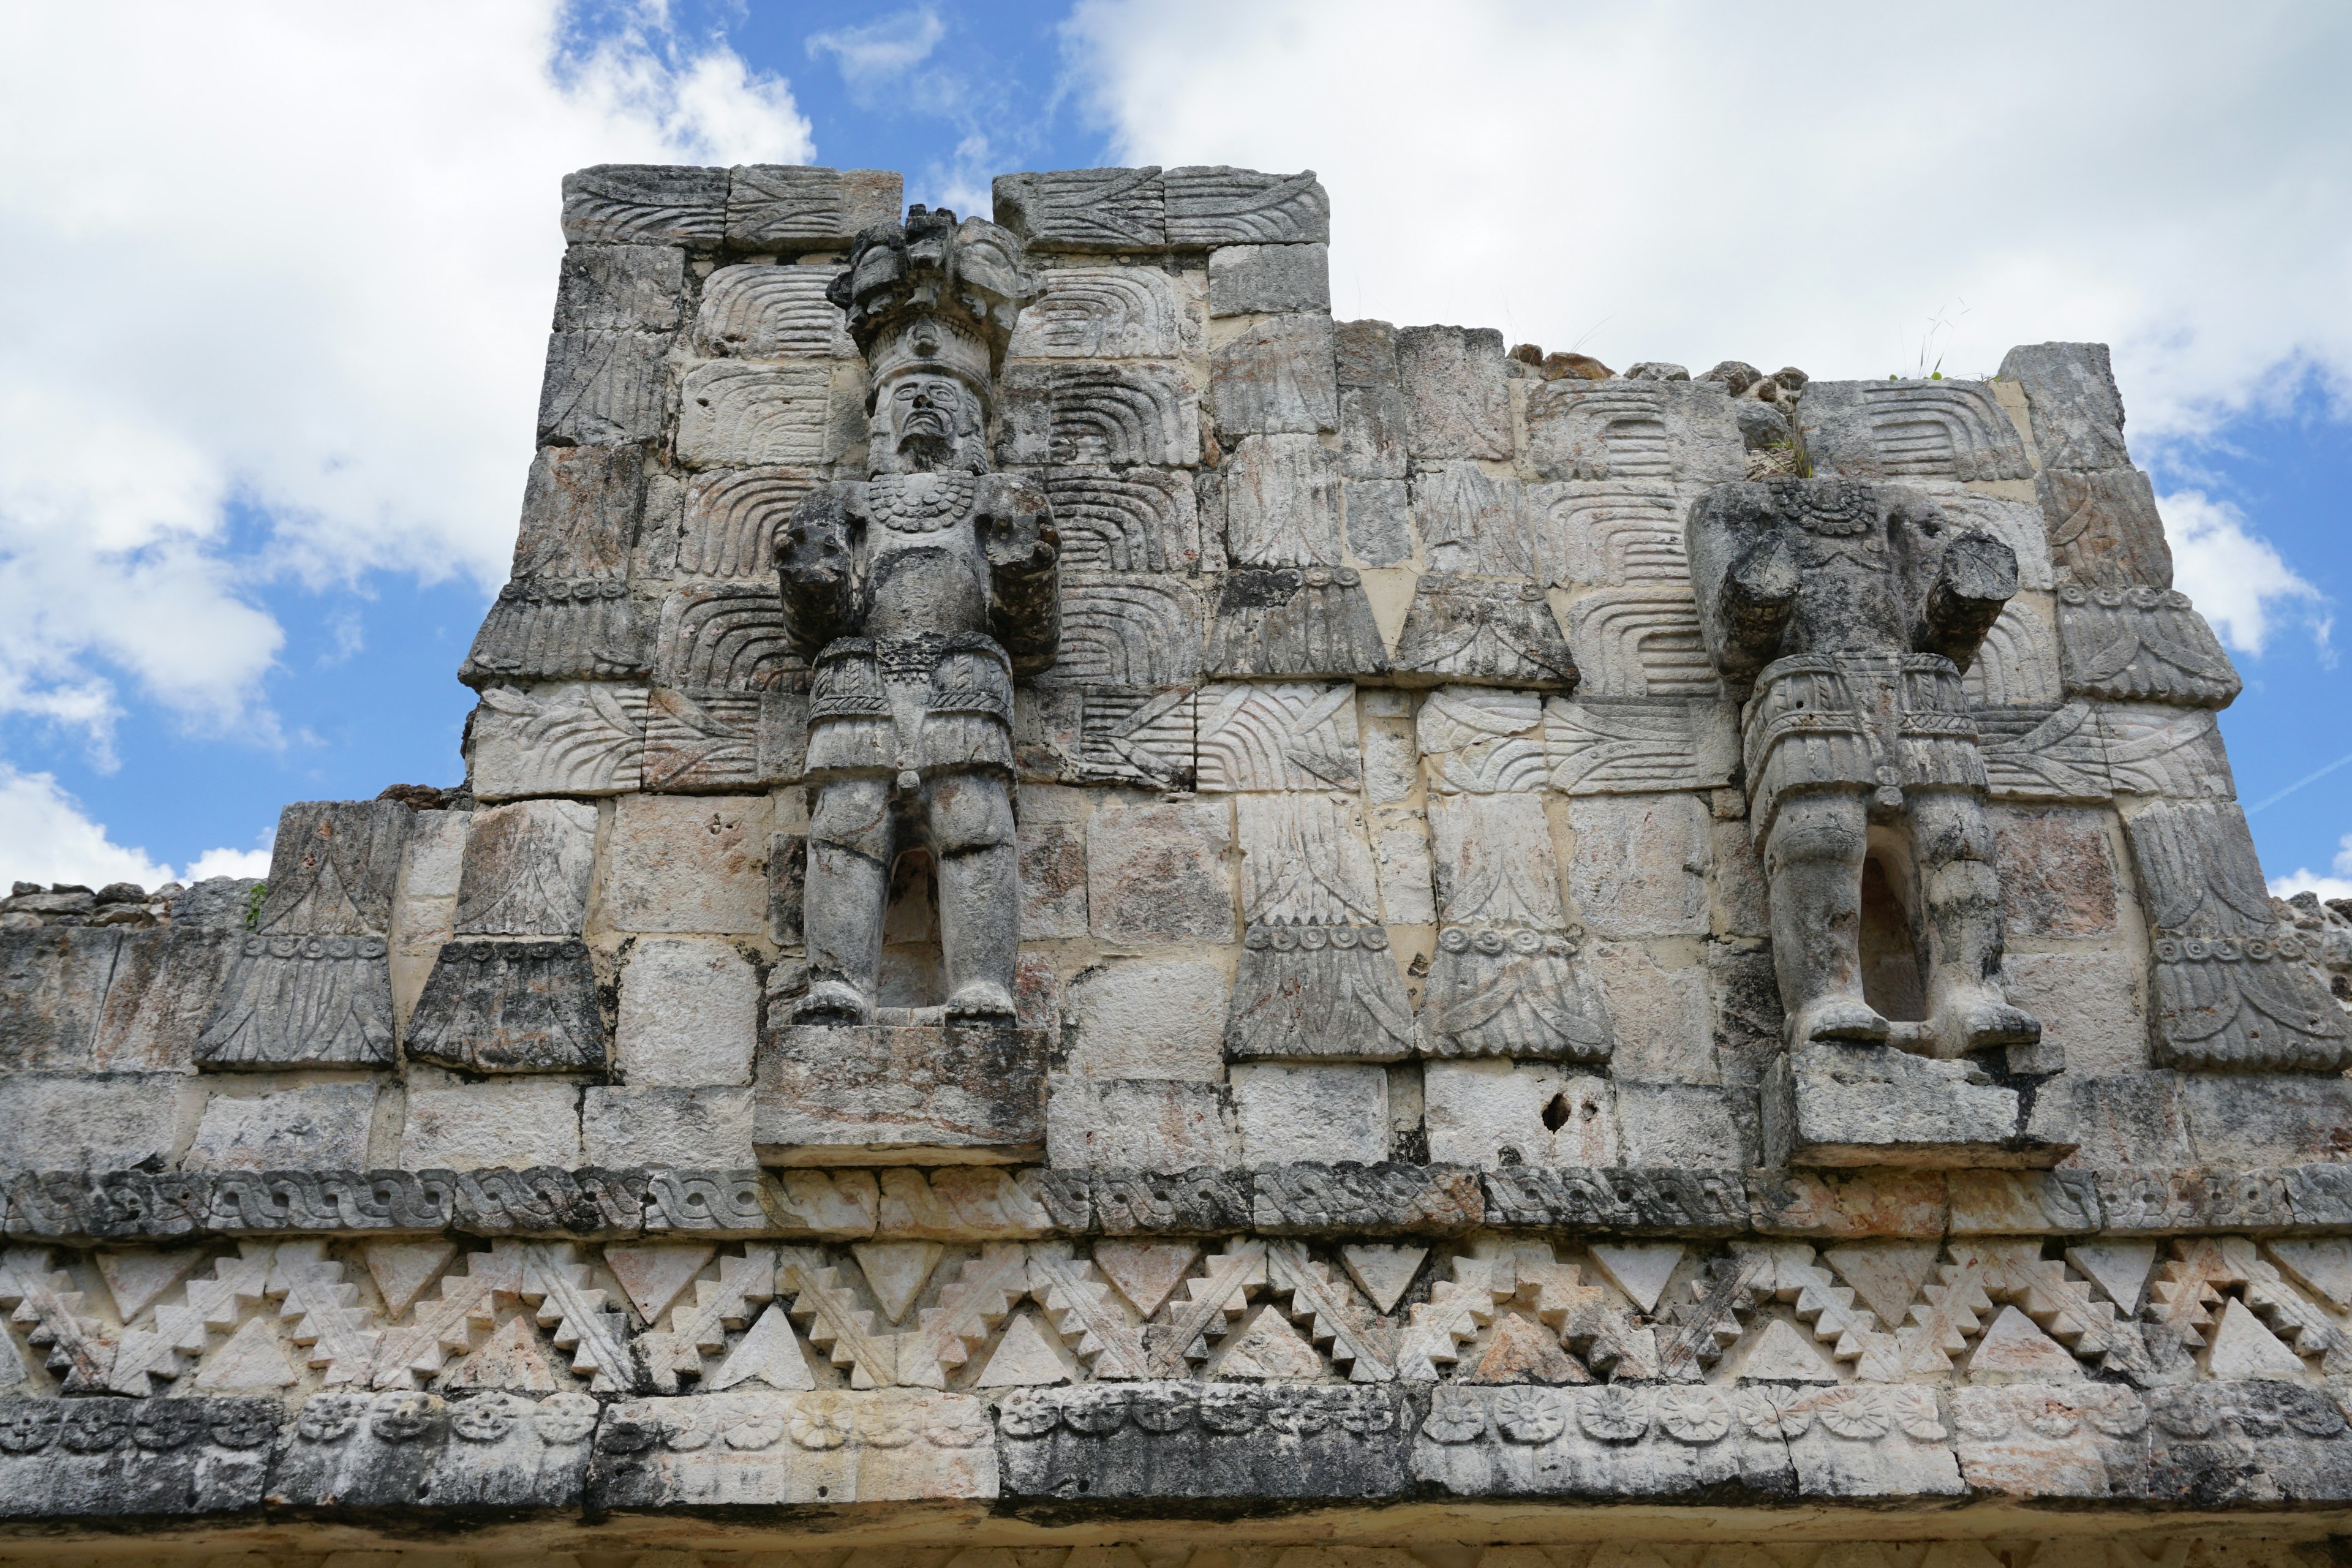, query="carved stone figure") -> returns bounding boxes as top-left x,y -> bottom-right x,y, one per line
775,207 -> 1054,1025
1687,478 -> 2039,1058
